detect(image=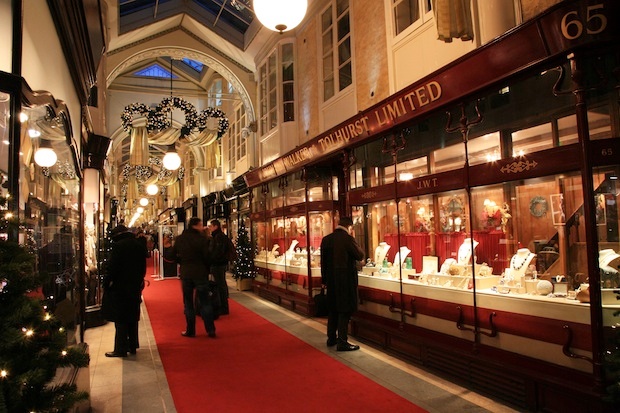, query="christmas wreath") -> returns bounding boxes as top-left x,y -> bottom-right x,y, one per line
121,97 -> 229,139
529,196 -> 548,217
